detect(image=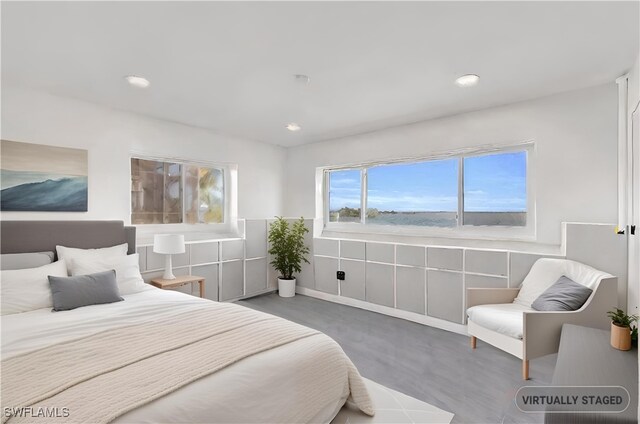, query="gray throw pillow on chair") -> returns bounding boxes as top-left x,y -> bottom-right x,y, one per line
48,270 -> 124,311
531,275 -> 593,311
